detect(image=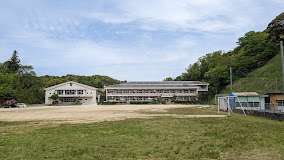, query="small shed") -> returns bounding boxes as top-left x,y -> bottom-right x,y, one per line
233,92 -> 265,110
265,92 -> 284,111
